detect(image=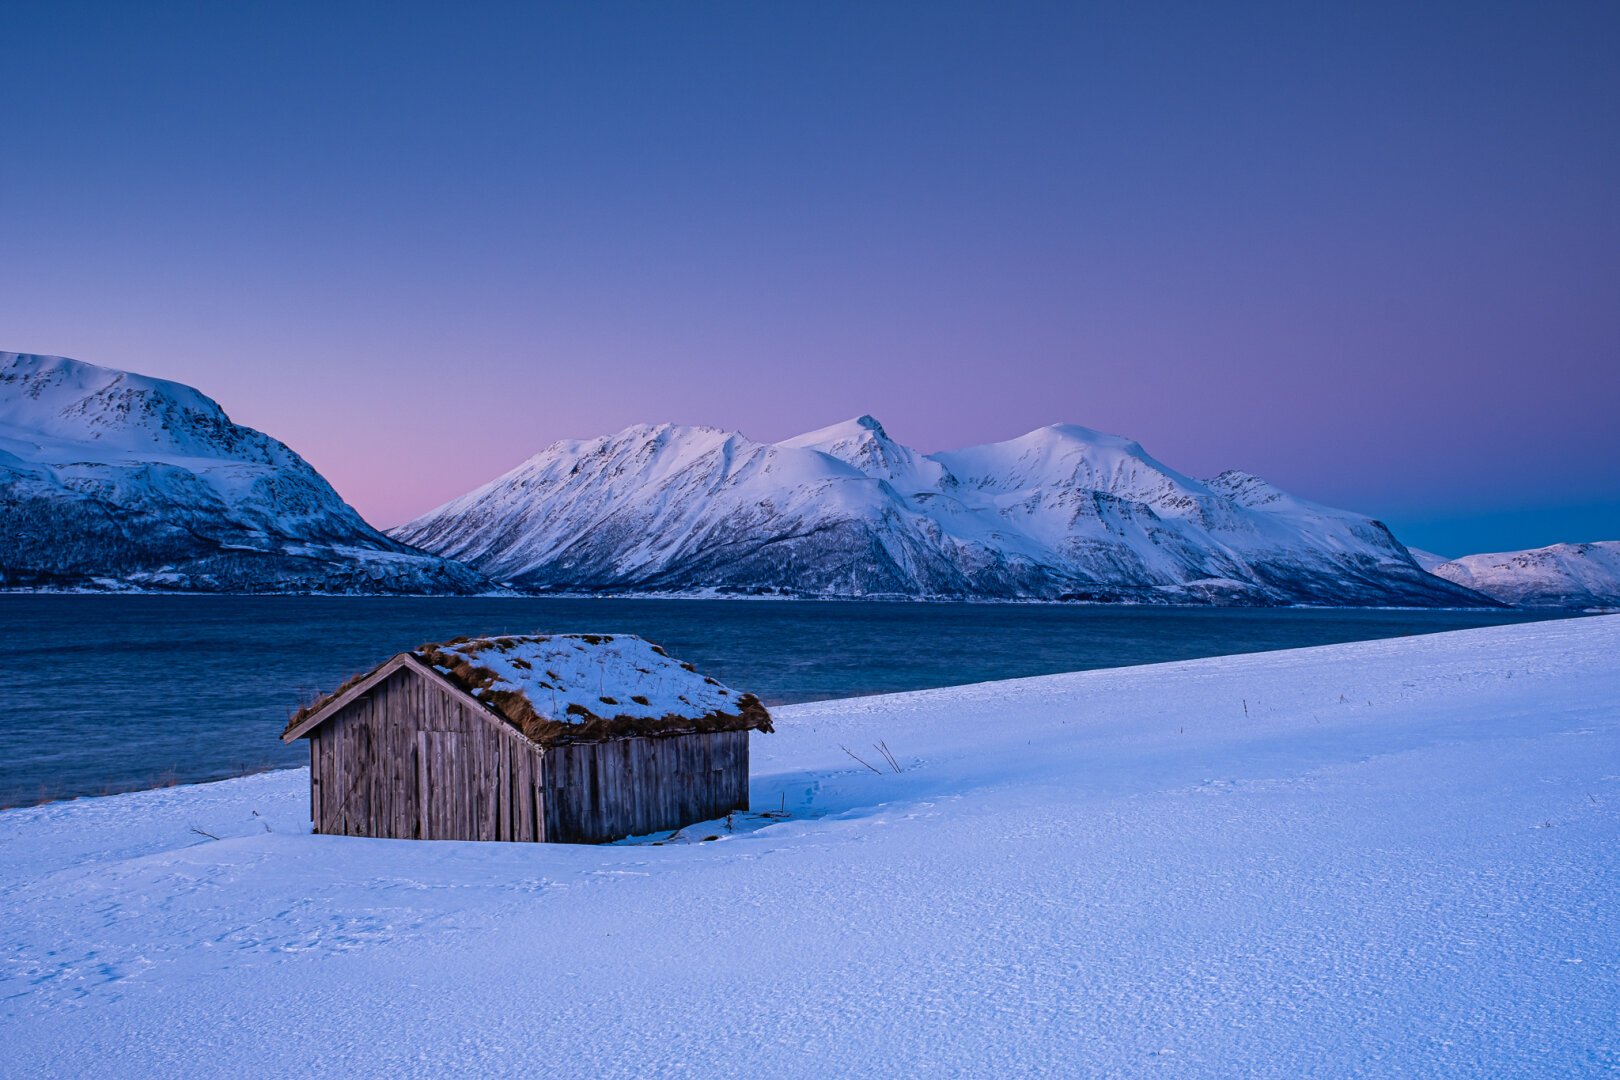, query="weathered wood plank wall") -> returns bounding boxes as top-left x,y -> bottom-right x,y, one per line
308,668 -> 545,842
542,729 -> 749,843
